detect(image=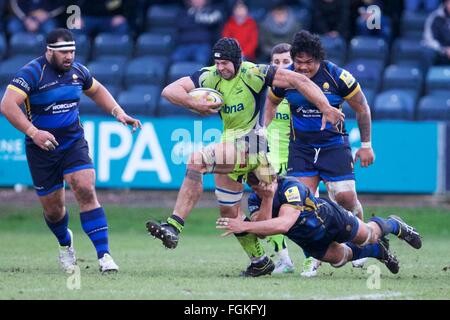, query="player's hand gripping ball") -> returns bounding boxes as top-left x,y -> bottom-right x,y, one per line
188,88 -> 224,112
